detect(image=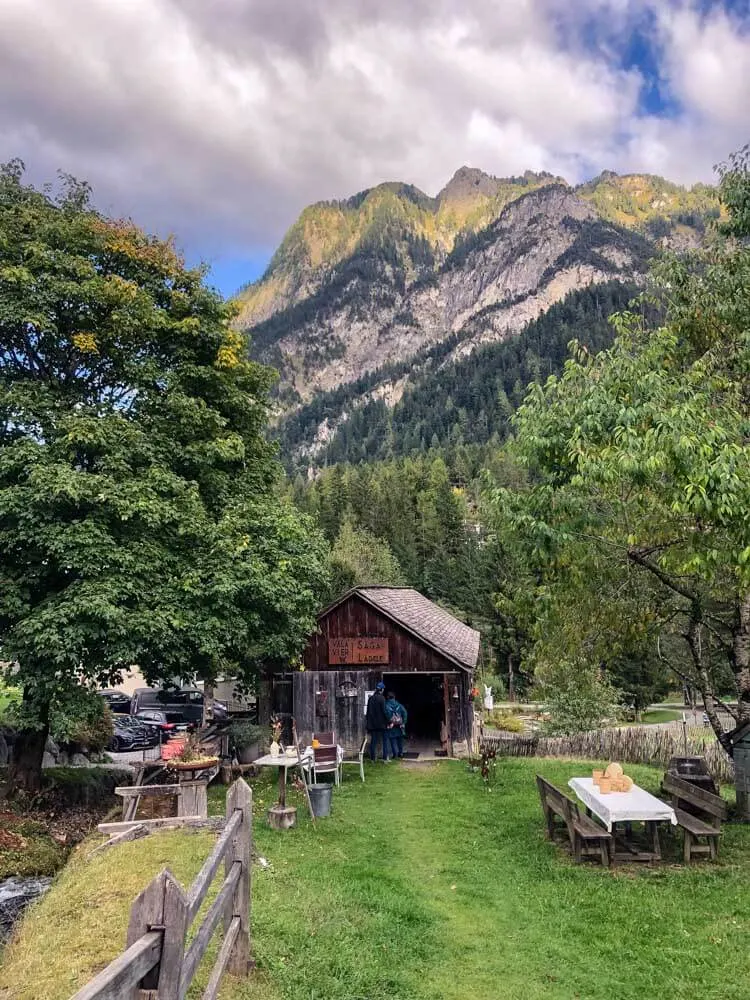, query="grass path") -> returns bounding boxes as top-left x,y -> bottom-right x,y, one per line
1,759 -> 749,1000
